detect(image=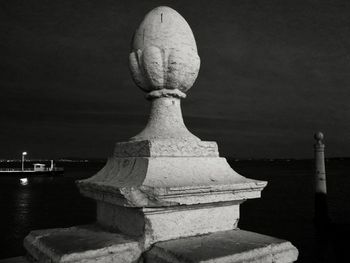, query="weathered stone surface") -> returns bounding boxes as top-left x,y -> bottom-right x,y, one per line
144,229 -> 299,263
114,140 -> 219,157
78,156 -> 266,207
131,97 -> 199,142
129,6 -> 200,95
23,225 -> 142,263
97,202 -> 241,248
